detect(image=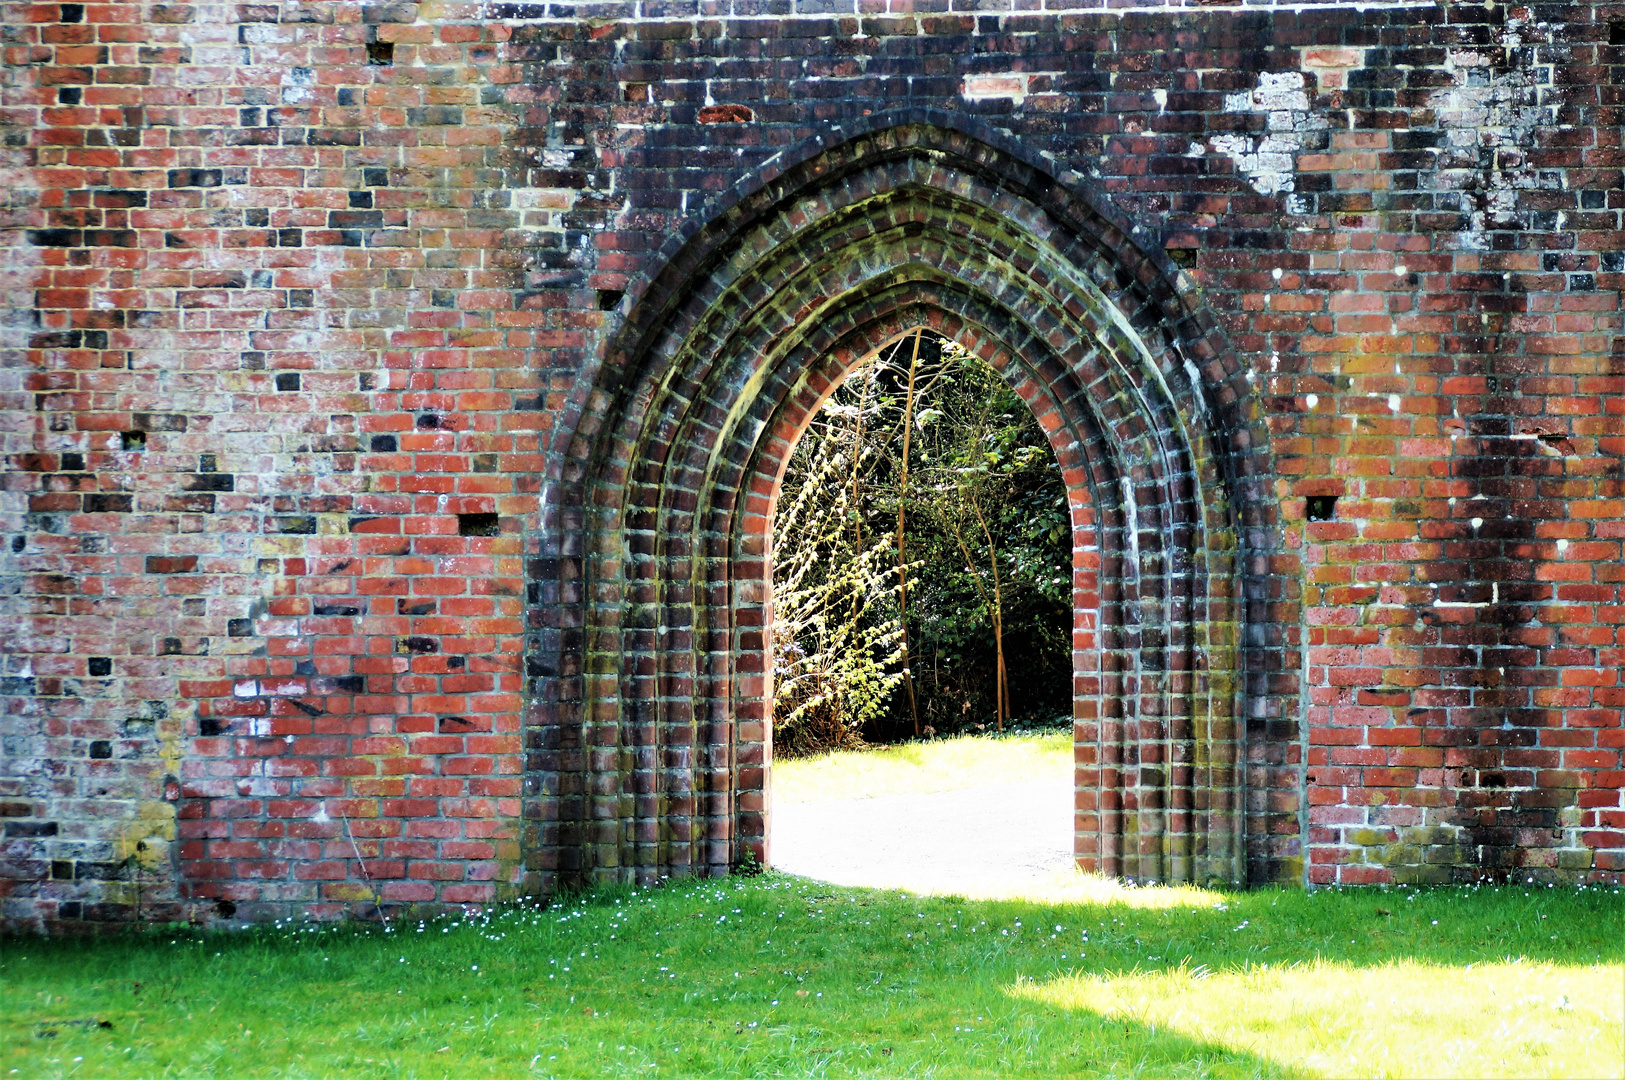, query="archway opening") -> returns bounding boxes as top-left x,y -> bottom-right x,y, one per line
771,330 -> 1077,753
540,121 -> 1284,899
767,328 -> 1081,892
